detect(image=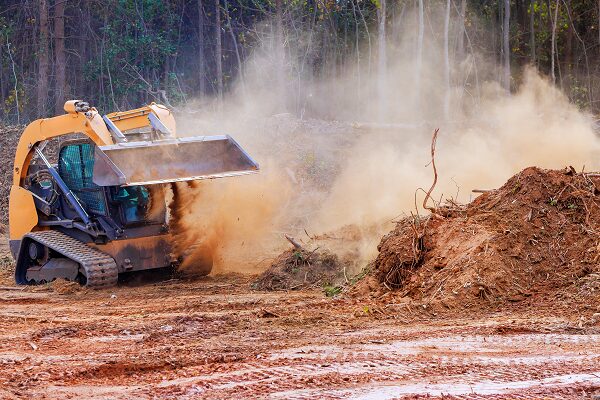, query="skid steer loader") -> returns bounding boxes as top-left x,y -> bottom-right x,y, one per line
8,100 -> 258,288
